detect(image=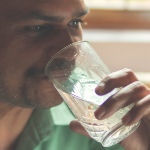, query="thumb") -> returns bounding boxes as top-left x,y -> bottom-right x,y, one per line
69,120 -> 91,138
